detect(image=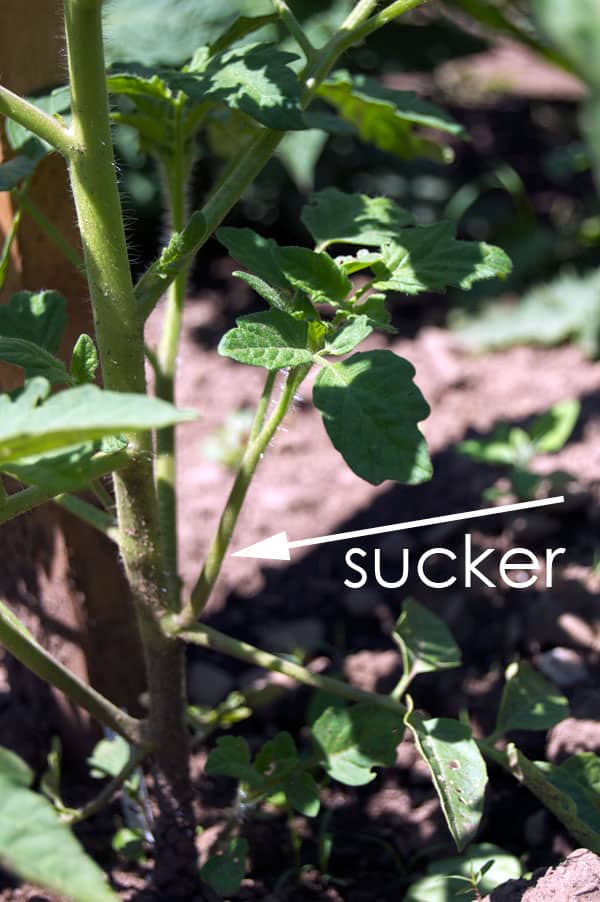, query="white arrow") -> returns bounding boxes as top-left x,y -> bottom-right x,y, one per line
232,495 -> 565,561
